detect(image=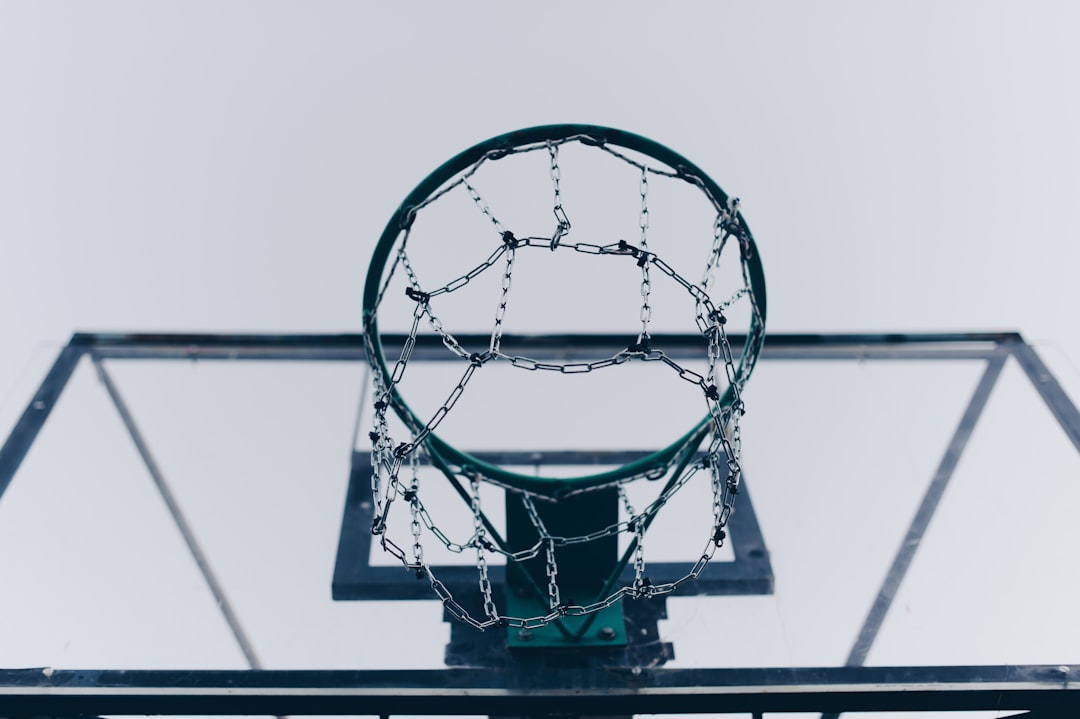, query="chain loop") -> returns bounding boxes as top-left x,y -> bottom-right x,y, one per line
363,132 -> 762,630
549,141 -> 571,248
637,168 -> 653,342
490,245 -> 516,354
